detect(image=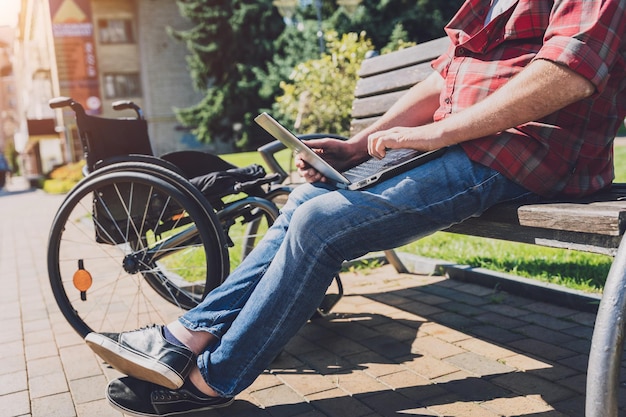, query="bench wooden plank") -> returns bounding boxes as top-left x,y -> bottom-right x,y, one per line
446,219 -> 622,256
357,37 -> 450,77
518,202 -> 626,236
351,90 -> 406,119
354,63 -> 435,99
